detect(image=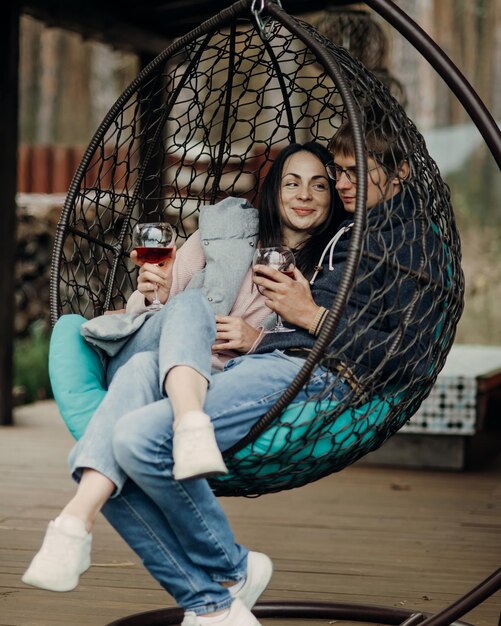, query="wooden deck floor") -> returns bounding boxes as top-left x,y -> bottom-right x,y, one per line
1,401 -> 500,626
